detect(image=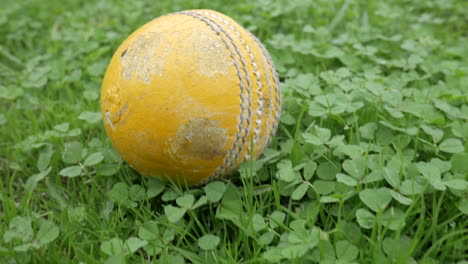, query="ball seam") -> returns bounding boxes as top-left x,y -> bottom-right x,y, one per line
249,32 -> 282,147
178,11 -> 253,184
201,11 -> 265,160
